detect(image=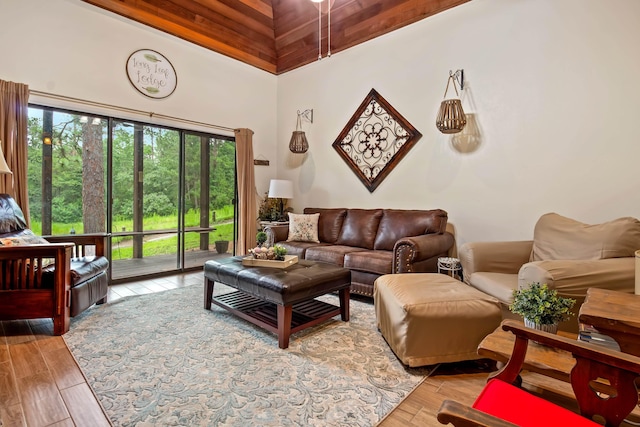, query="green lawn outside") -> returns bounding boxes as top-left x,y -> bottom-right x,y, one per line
30,206 -> 235,260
